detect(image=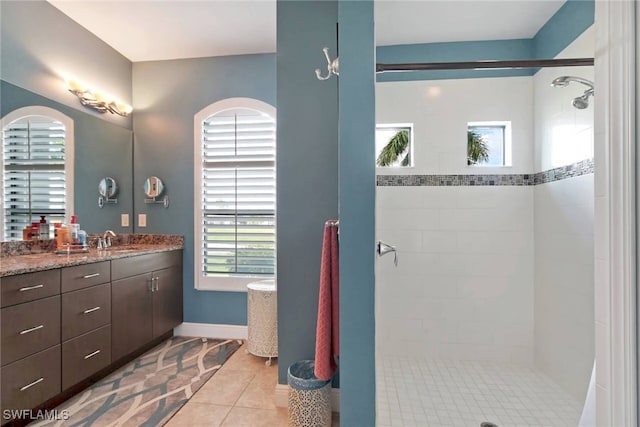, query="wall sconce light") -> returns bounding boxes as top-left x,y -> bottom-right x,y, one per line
67,79 -> 133,117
